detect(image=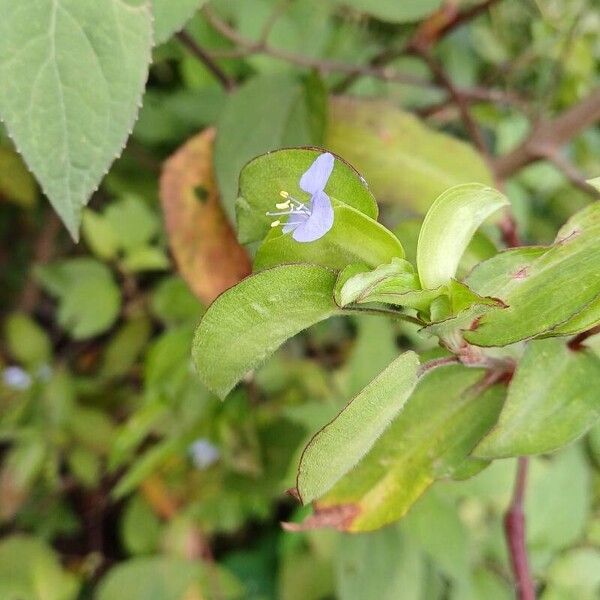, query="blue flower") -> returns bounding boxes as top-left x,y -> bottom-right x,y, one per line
266,152 -> 335,243
188,439 -> 220,470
